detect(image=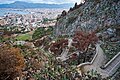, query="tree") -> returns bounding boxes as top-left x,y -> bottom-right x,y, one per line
74,2 -> 78,9
32,27 -> 53,40
72,31 -> 98,52
0,44 -> 25,80
72,31 -> 98,63
61,10 -> 67,16
50,39 -> 68,56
